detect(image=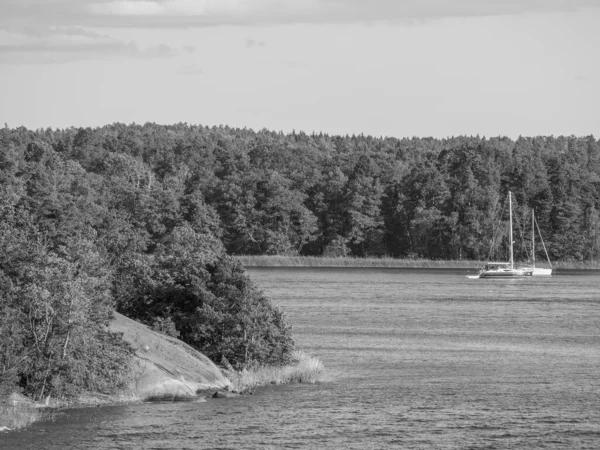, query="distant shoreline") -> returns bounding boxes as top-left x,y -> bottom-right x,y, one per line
236,255 -> 600,270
